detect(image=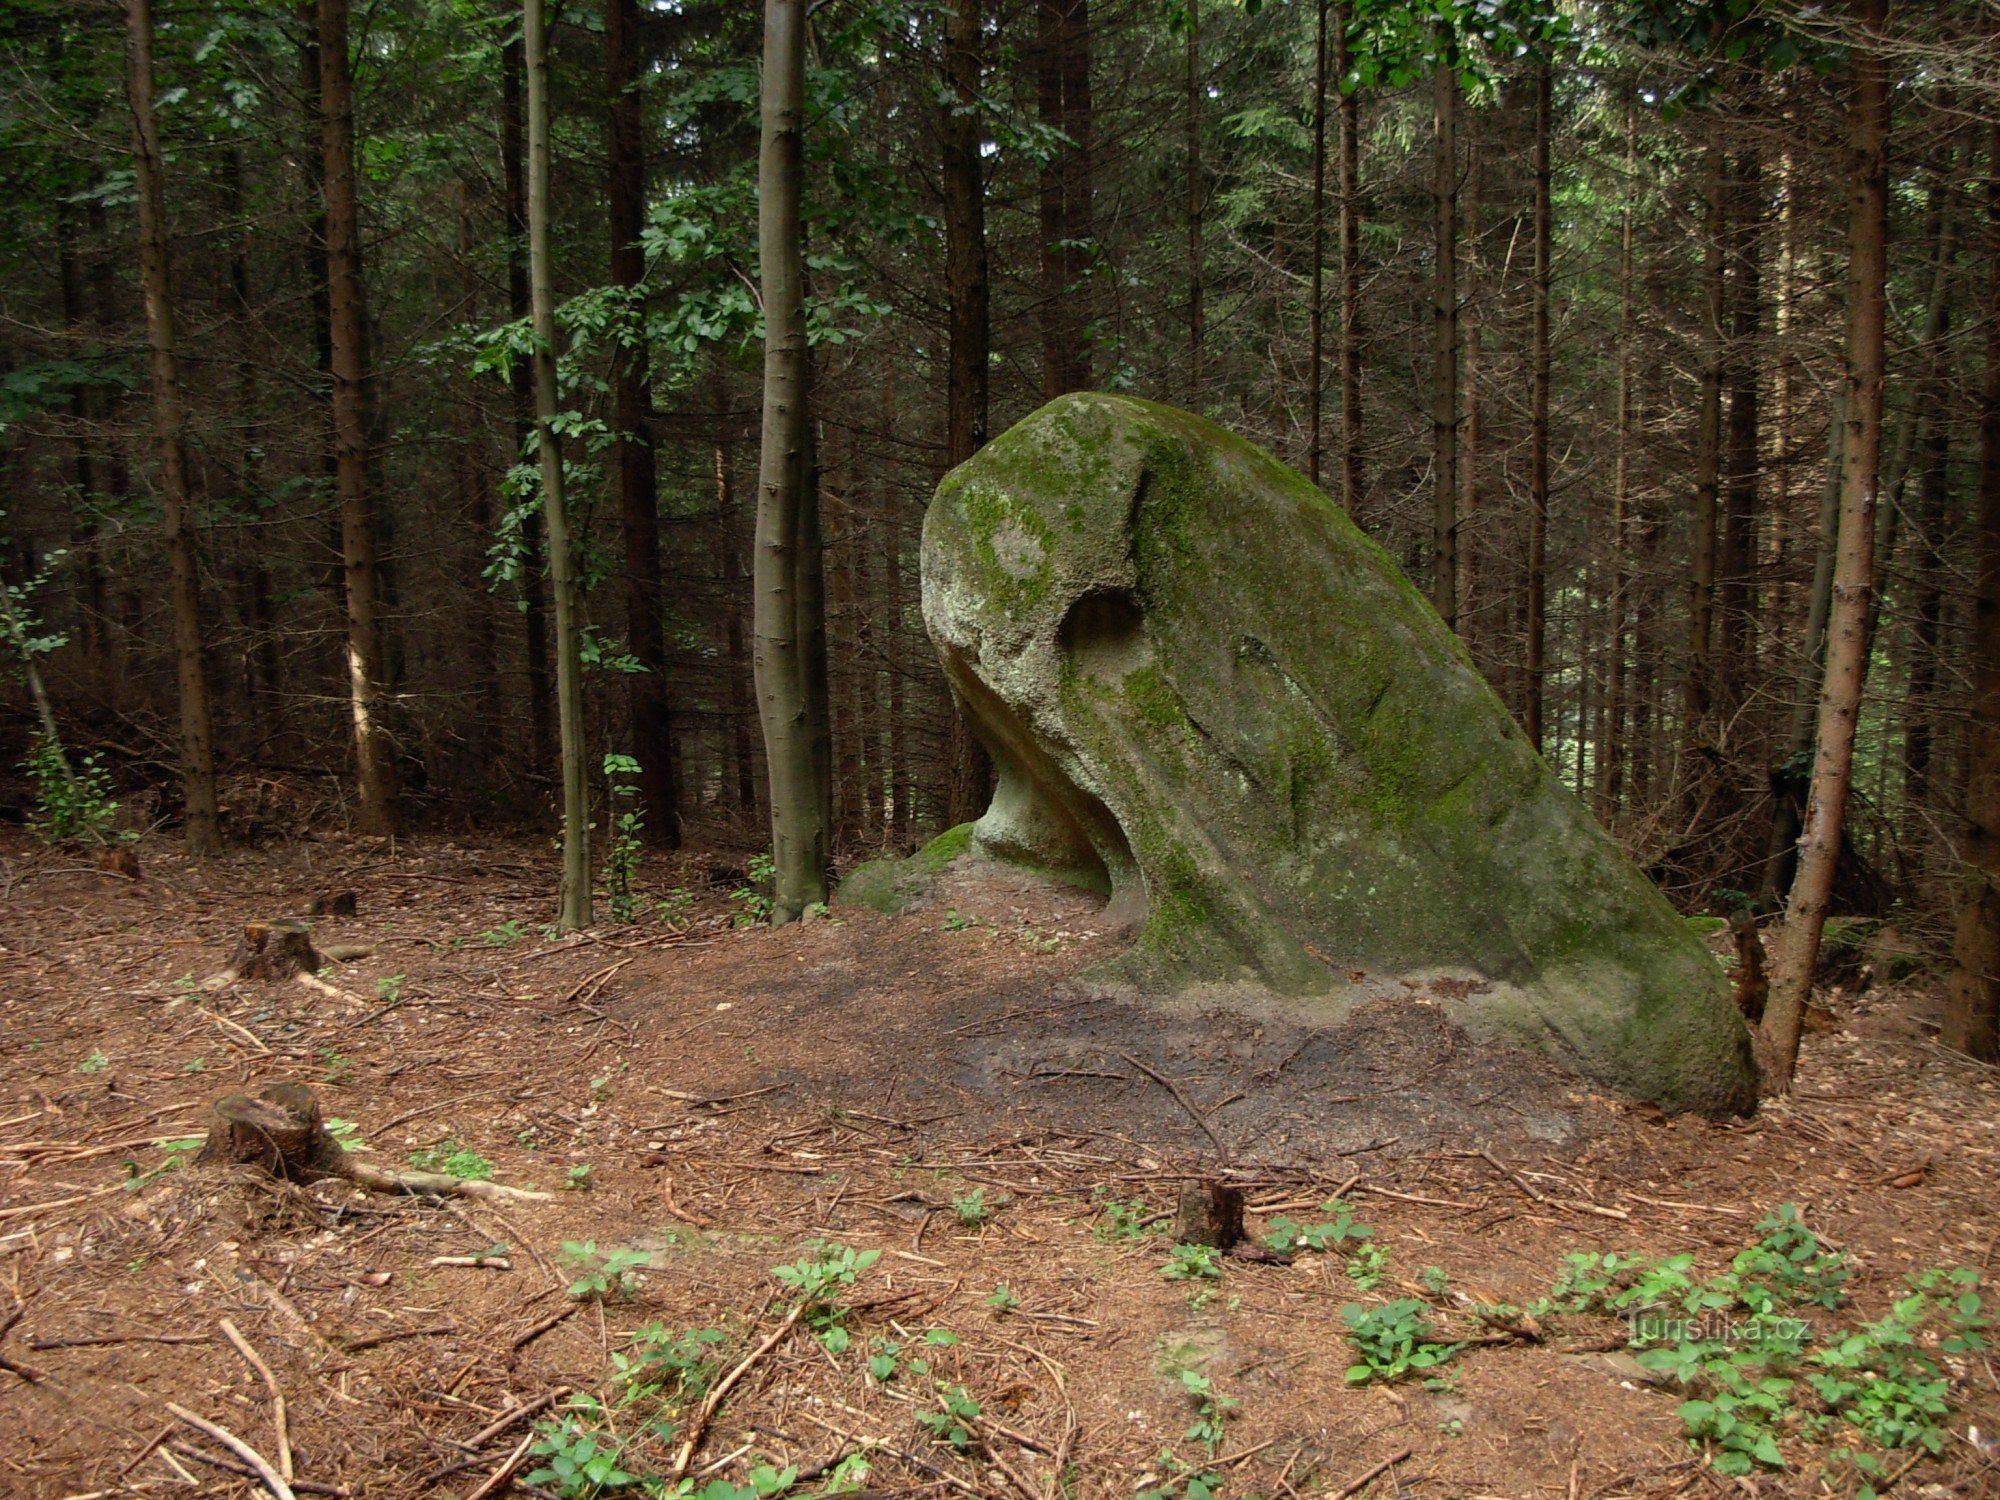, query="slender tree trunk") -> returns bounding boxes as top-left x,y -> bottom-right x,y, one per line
1430,55 -> 1458,629
456,179 -> 503,773
1036,0 -> 1093,399
1599,94 -> 1637,822
754,0 -> 830,922
1525,60 -> 1552,750
1720,142 -> 1764,732
713,418 -> 758,817
1186,0 -> 1203,397
943,0 -> 994,826
1685,136 -> 1726,800
828,474 -> 862,843
605,0 -> 679,844
525,0 -> 592,929
55,200 -> 109,676
501,33 -> 554,774
124,0 -> 221,856
1456,105 -> 1481,641
1334,1 -> 1362,516
222,150 -> 282,746
318,0 -> 398,835
1944,122 -> 2000,1062
1307,0 -> 1327,487
1762,0 -> 1890,1093
883,361 -> 911,842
